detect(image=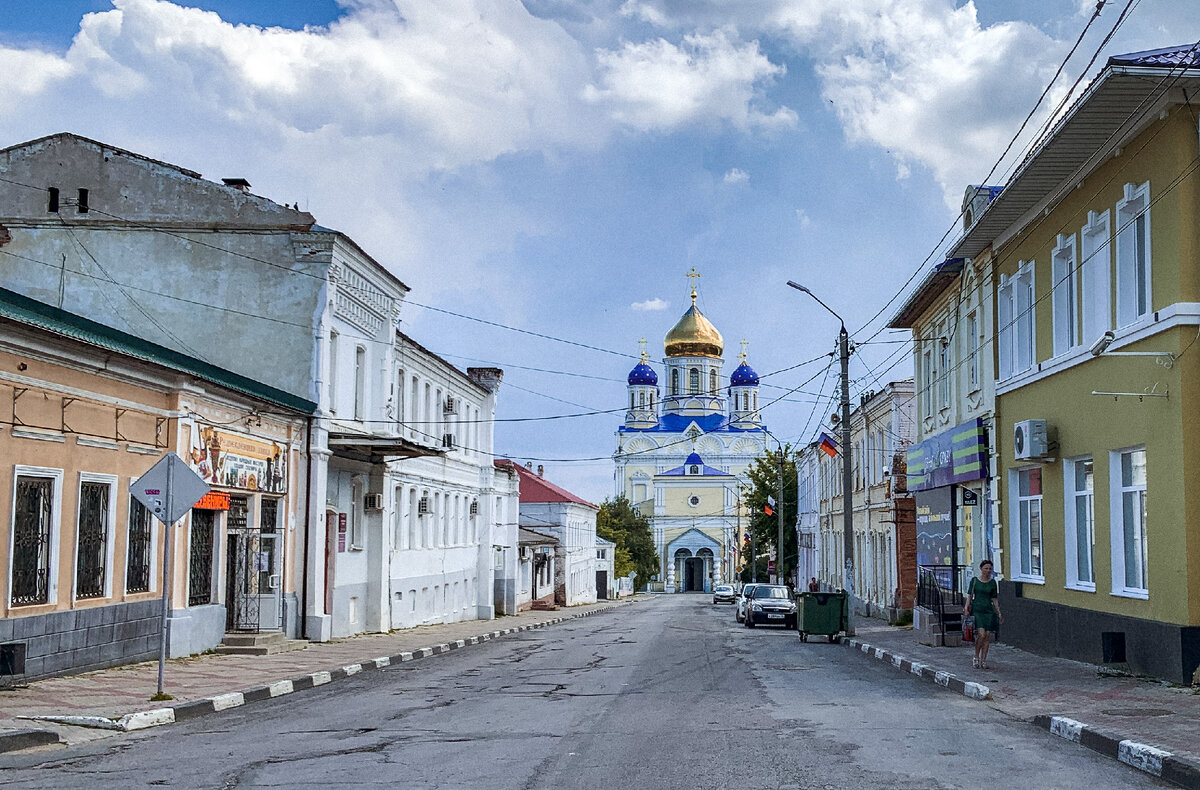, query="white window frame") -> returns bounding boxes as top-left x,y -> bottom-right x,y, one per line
349,476 -> 365,550
1109,446 -> 1148,598
354,345 -> 367,421
1009,465 -> 1044,582
1062,457 -> 1095,592
921,344 -> 933,418
1051,233 -> 1078,357
998,261 -> 1035,379
937,327 -> 951,410
1115,181 -> 1151,328
9,466 -> 64,607
328,330 -> 340,415
966,311 -> 980,392
74,472 -> 118,601
1080,210 -> 1112,347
